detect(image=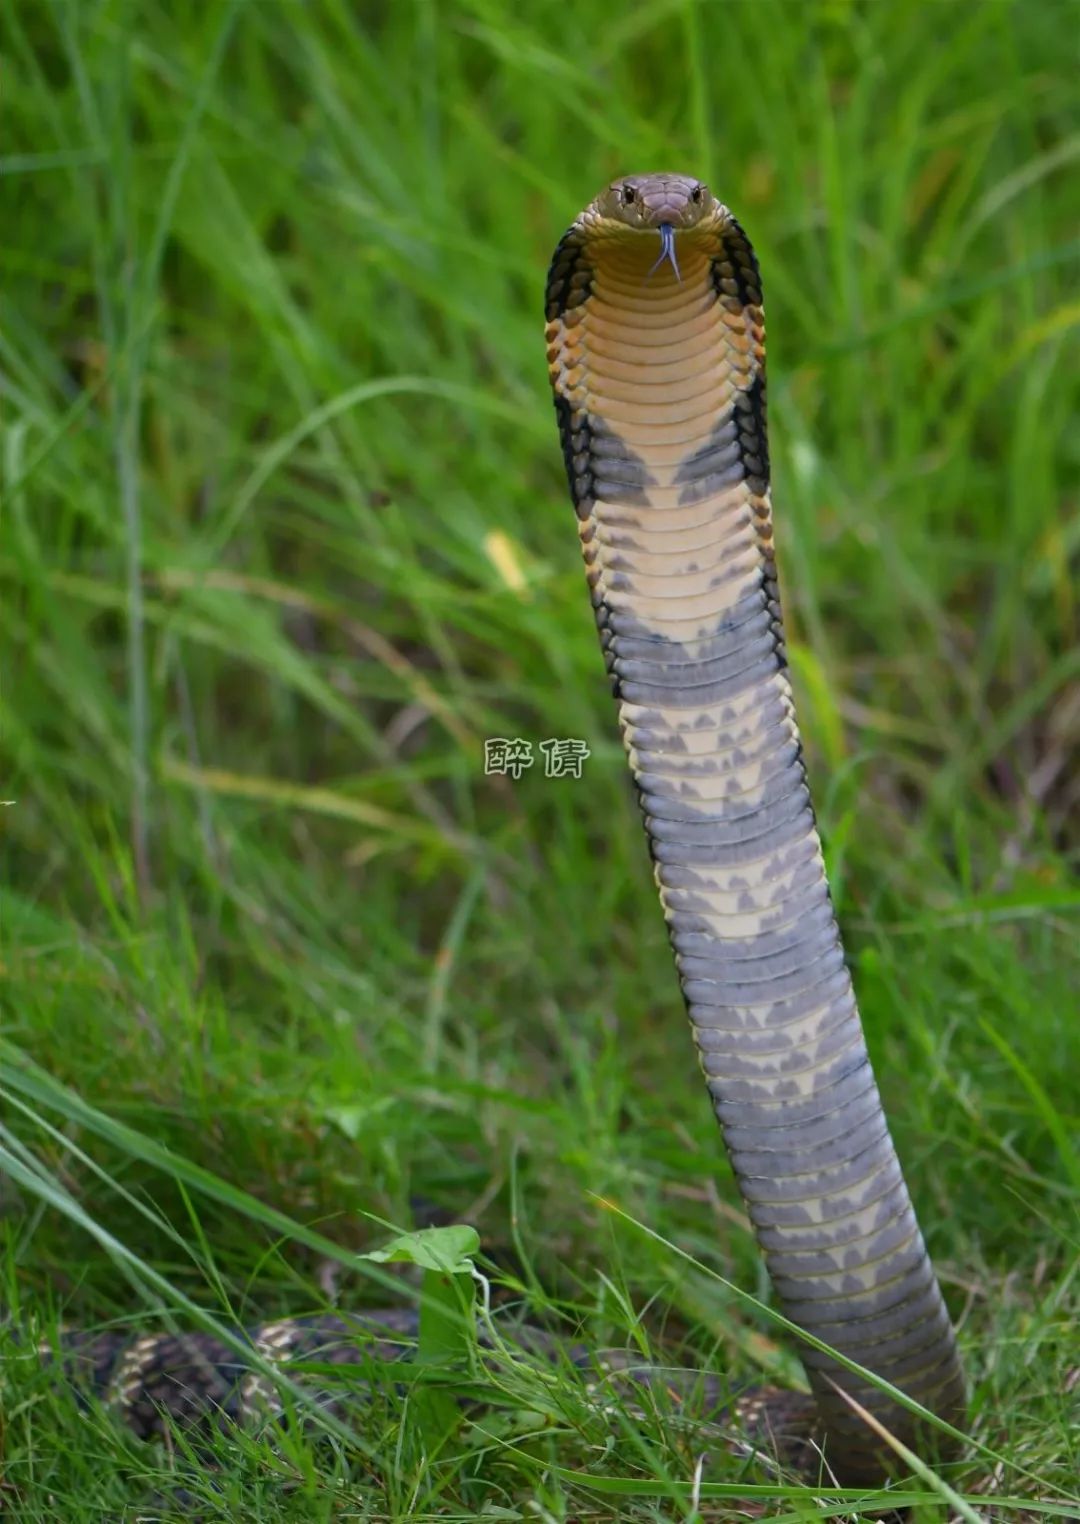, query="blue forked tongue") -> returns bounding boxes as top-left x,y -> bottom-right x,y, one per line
647,222 -> 680,281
